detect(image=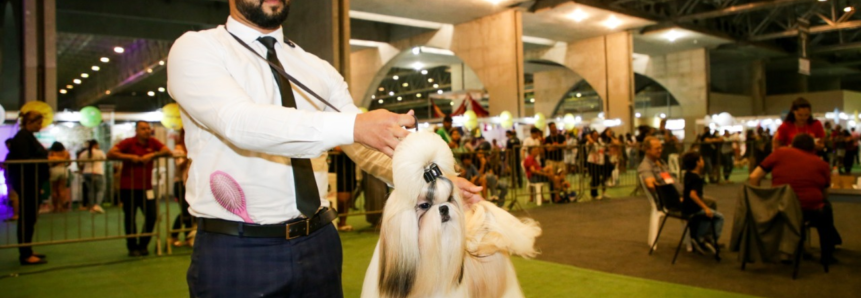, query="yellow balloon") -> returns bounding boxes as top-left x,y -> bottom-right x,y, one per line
499,111 -> 512,121
464,110 -> 477,122
20,101 -> 54,128
501,119 -> 514,129
465,118 -> 478,130
161,103 -> 183,130
563,113 -> 576,130
534,112 -> 546,130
